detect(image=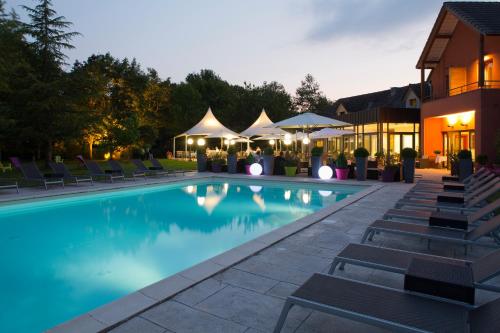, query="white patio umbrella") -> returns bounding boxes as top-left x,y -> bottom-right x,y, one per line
310,128 -> 354,139
266,112 -> 351,130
